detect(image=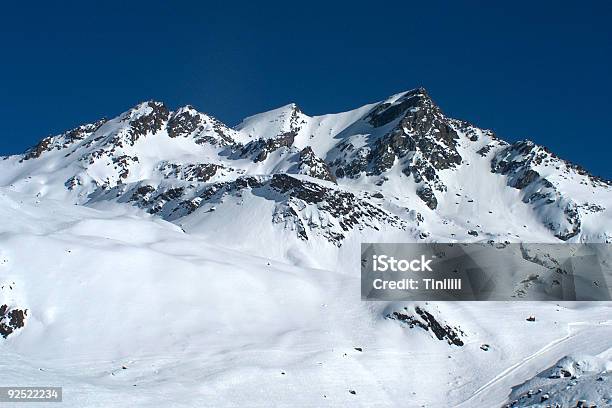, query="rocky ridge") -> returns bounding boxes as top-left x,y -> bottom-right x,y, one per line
3,88 -> 611,246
